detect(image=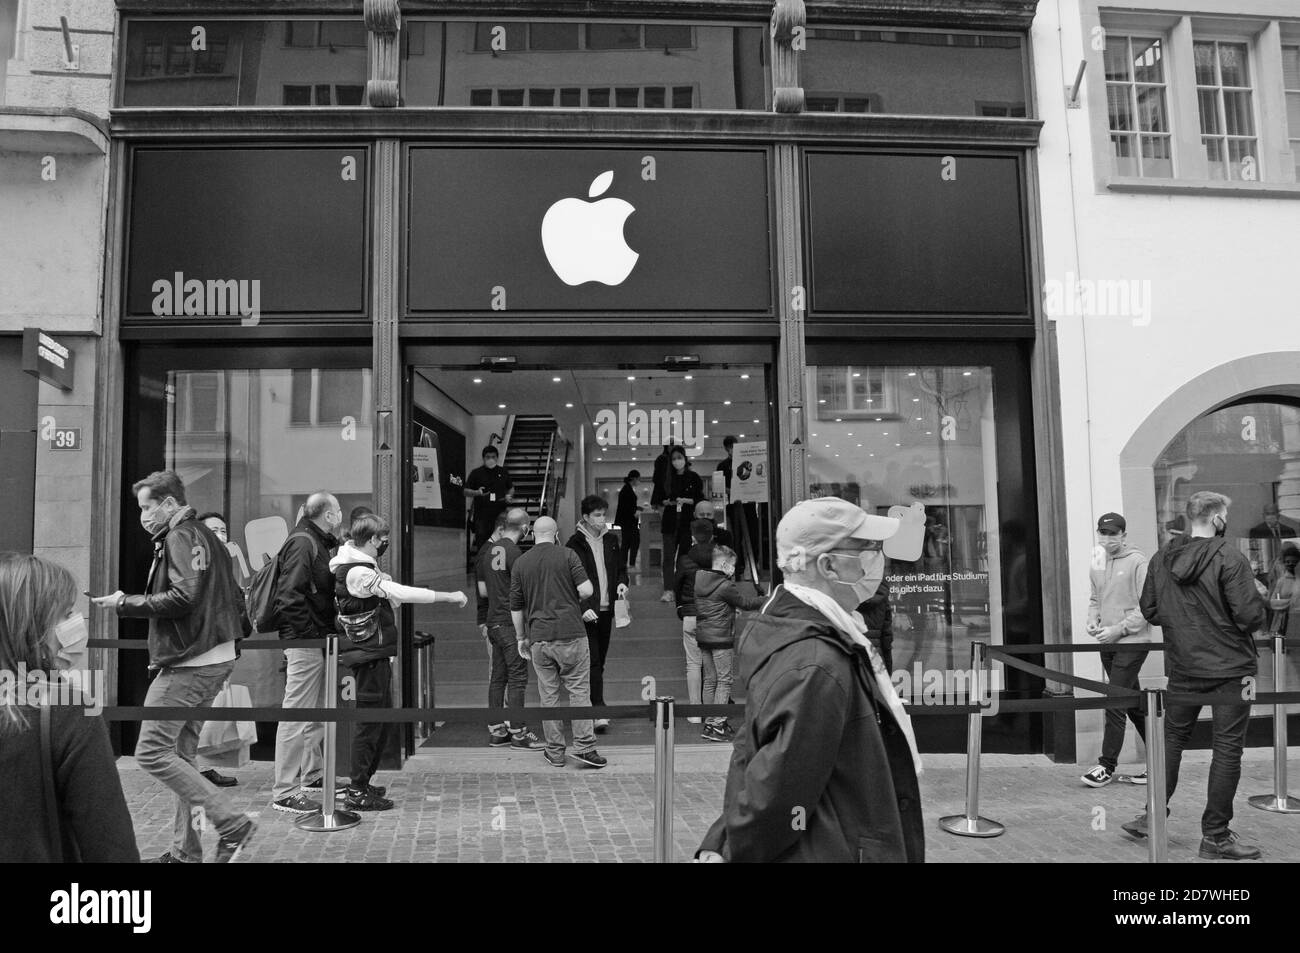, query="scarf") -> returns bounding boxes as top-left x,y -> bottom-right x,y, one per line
781,582 -> 923,776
